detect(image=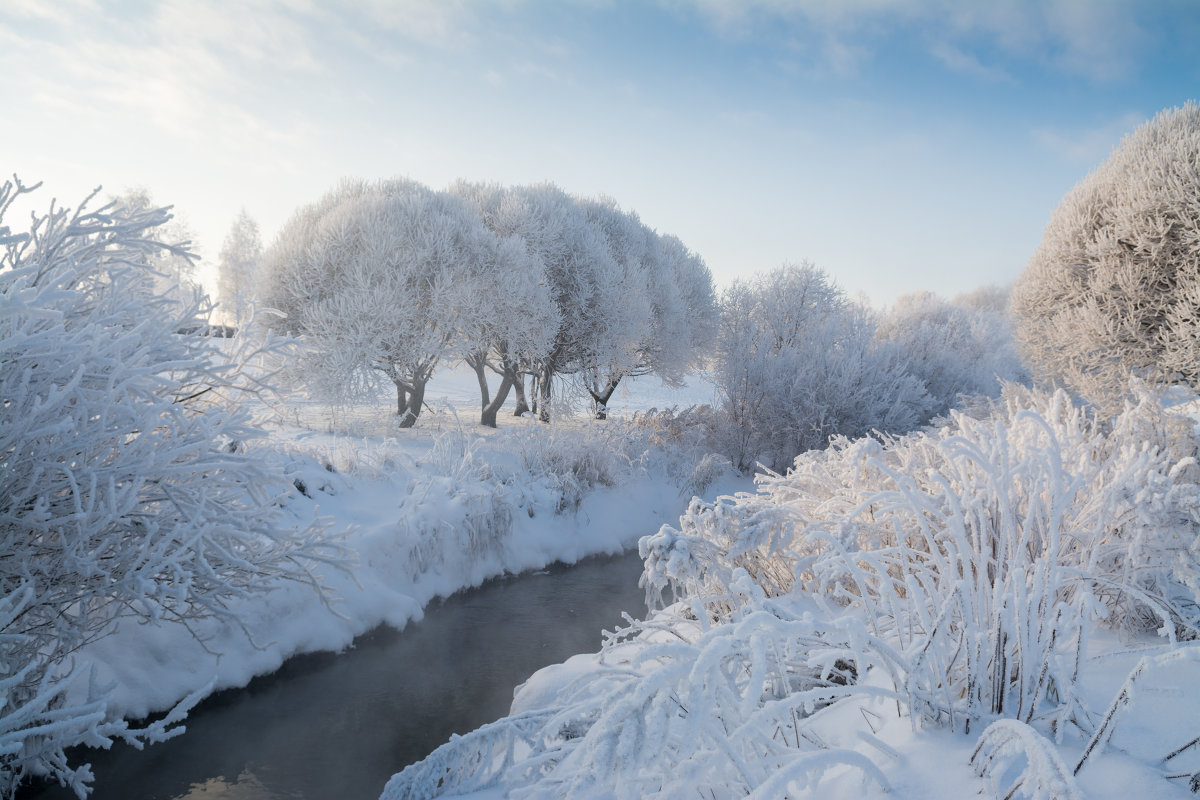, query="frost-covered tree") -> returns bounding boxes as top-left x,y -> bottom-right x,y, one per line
259,178 -> 519,427
714,263 -> 929,472
0,178 -> 333,798
445,181 -> 561,427
109,187 -> 200,302
575,198 -> 717,418
451,183 -> 619,422
954,283 -> 1011,314
654,233 -> 719,378
1012,102 -> 1200,413
453,184 -> 716,422
217,208 -> 262,327
573,197 -> 655,416
875,288 -> 1028,418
